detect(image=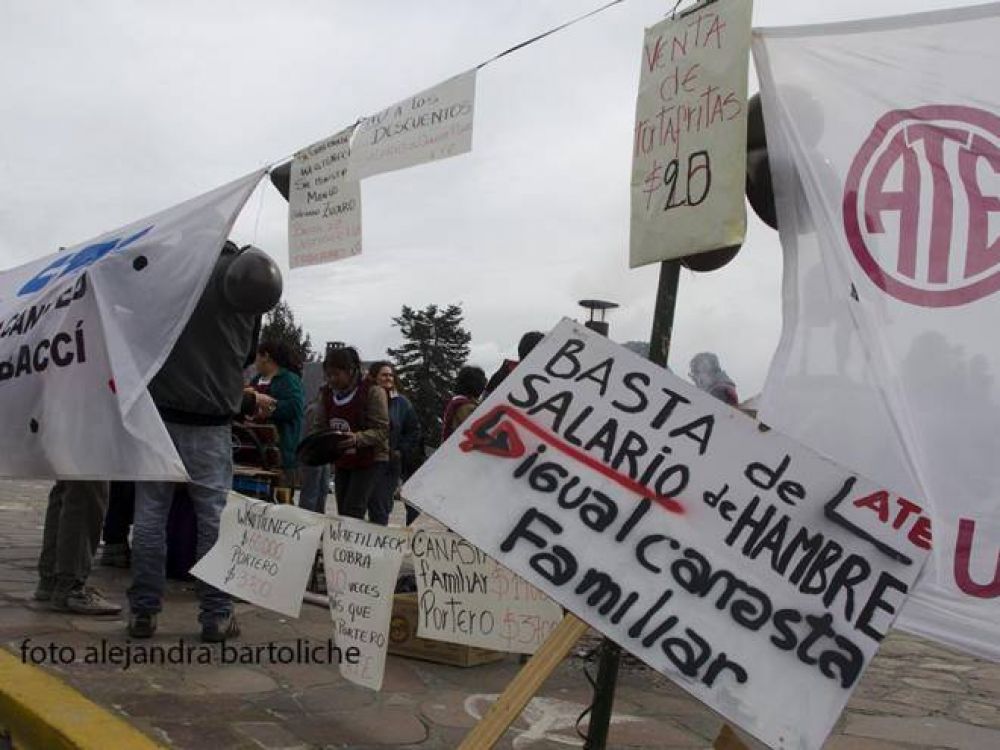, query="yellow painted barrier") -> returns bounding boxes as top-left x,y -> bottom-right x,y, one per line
0,648 -> 163,750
